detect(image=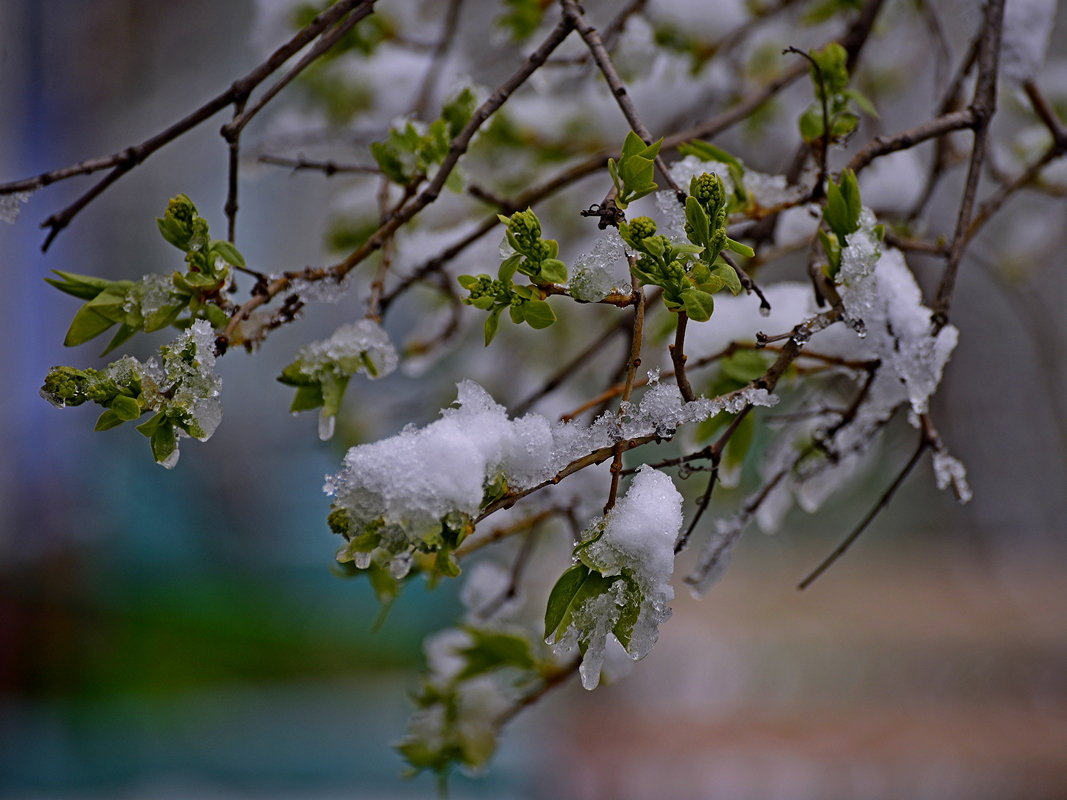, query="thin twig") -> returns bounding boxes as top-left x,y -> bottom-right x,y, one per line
605,271 -> 645,513
223,15 -> 576,343
258,153 -> 380,175
561,0 -> 685,200
797,432 -> 929,589
28,0 -> 377,250
932,0 -> 1005,326
669,312 -> 696,403
412,0 -> 464,118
